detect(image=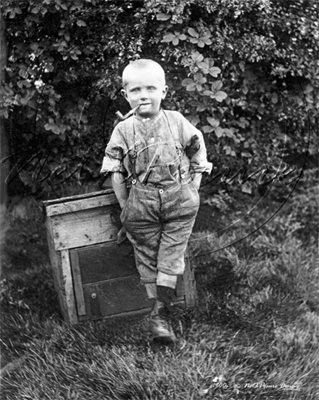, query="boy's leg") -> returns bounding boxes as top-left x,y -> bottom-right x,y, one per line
144,280 -> 177,343
150,215 -> 196,344
122,183 -> 198,343
121,183 -> 198,284
121,187 -> 177,342
157,183 -> 199,278
123,215 -> 160,286
148,274 -> 179,344
148,288 -> 177,343
150,182 -> 199,343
